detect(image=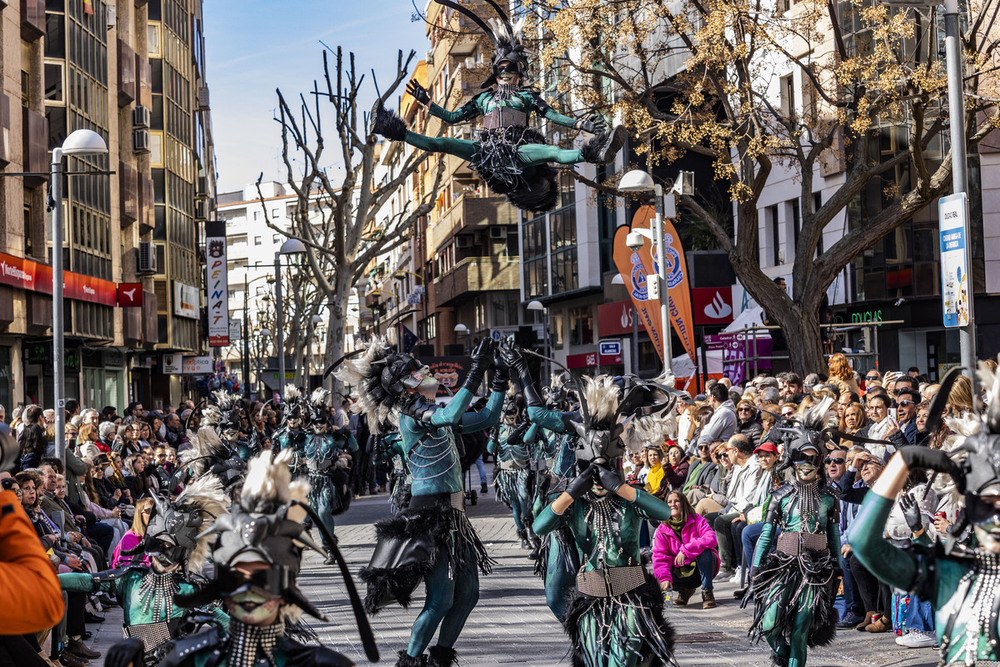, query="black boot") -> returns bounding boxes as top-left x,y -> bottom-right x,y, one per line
581,125 -> 626,164
428,645 -> 458,667
517,528 -> 530,549
527,530 -> 542,560
395,650 -> 427,667
371,100 -> 408,141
